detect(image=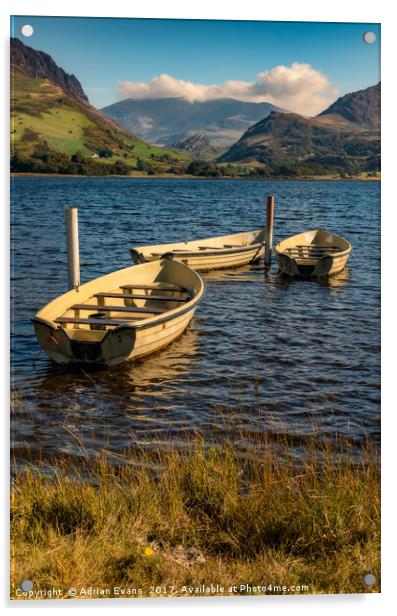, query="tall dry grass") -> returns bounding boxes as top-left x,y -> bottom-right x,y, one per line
10,433 -> 380,598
